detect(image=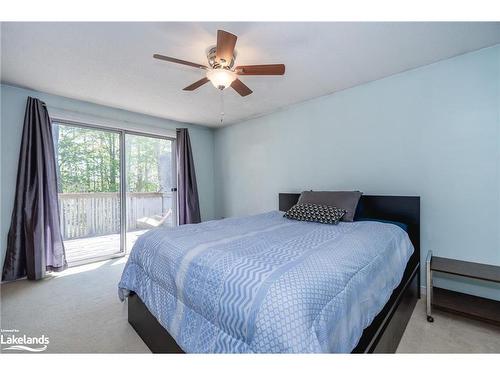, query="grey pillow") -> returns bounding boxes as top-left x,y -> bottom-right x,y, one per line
297,191 -> 362,222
